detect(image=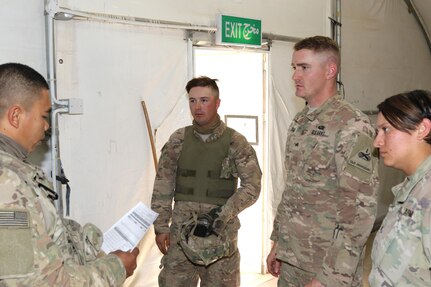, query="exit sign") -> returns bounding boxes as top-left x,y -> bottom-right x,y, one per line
216,14 -> 262,47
